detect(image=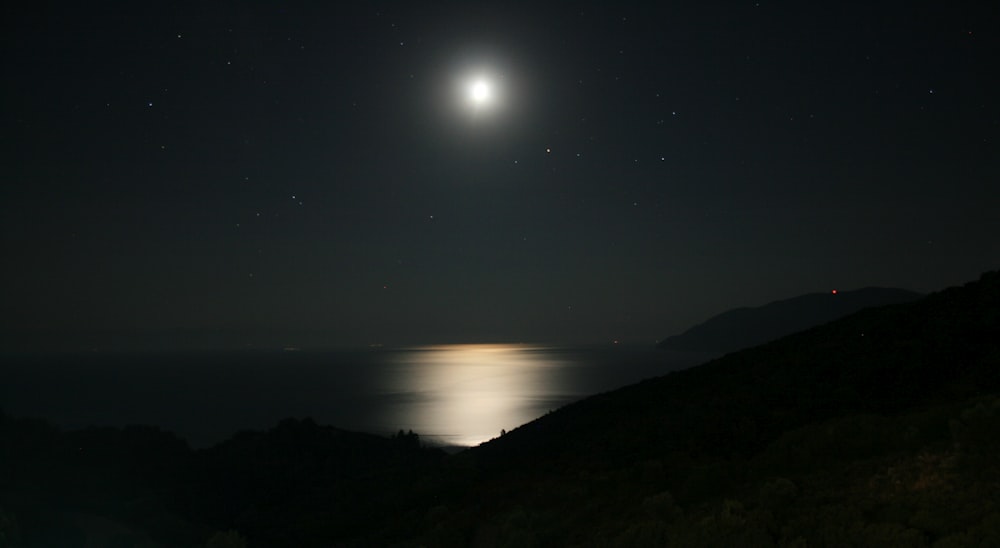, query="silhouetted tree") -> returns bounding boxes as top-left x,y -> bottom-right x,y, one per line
394,429 -> 420,450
